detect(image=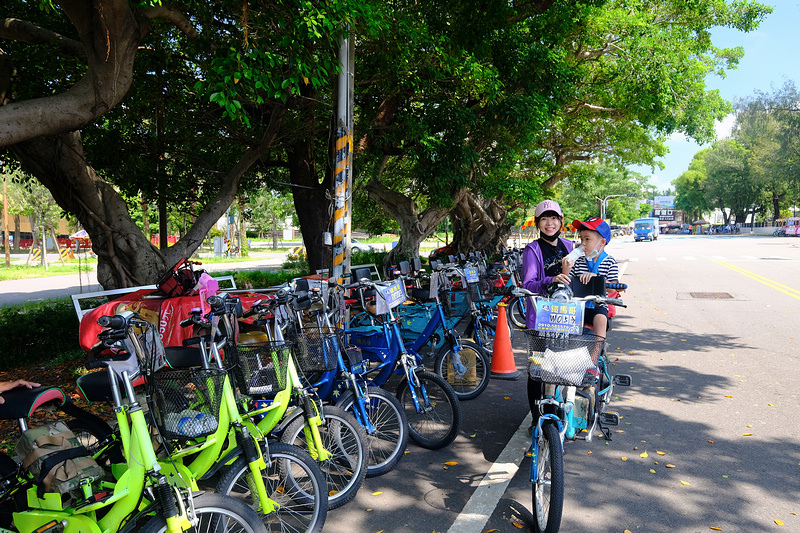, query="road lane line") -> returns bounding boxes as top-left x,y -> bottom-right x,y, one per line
447,412 -> 533,533
714,260 -> 800,300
